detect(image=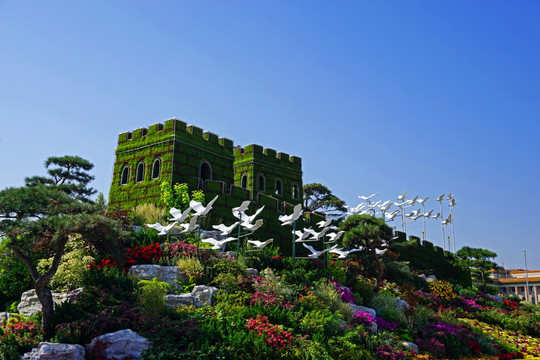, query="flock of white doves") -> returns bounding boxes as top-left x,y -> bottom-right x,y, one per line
145,197 -> 365,260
